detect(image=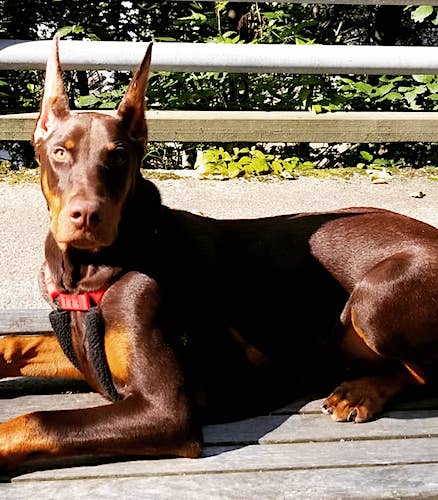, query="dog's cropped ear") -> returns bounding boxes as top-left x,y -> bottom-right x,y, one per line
33,33 -> 71,145
117,42 -> 153,144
